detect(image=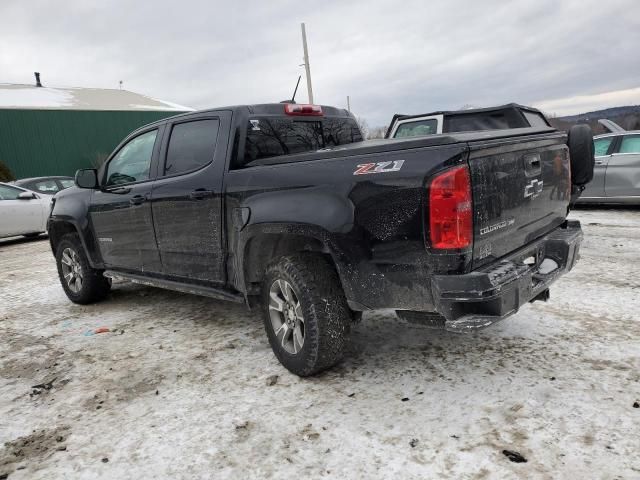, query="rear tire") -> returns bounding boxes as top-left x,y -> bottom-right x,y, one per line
261,254 -> 351,377
55,234 -> 111,304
